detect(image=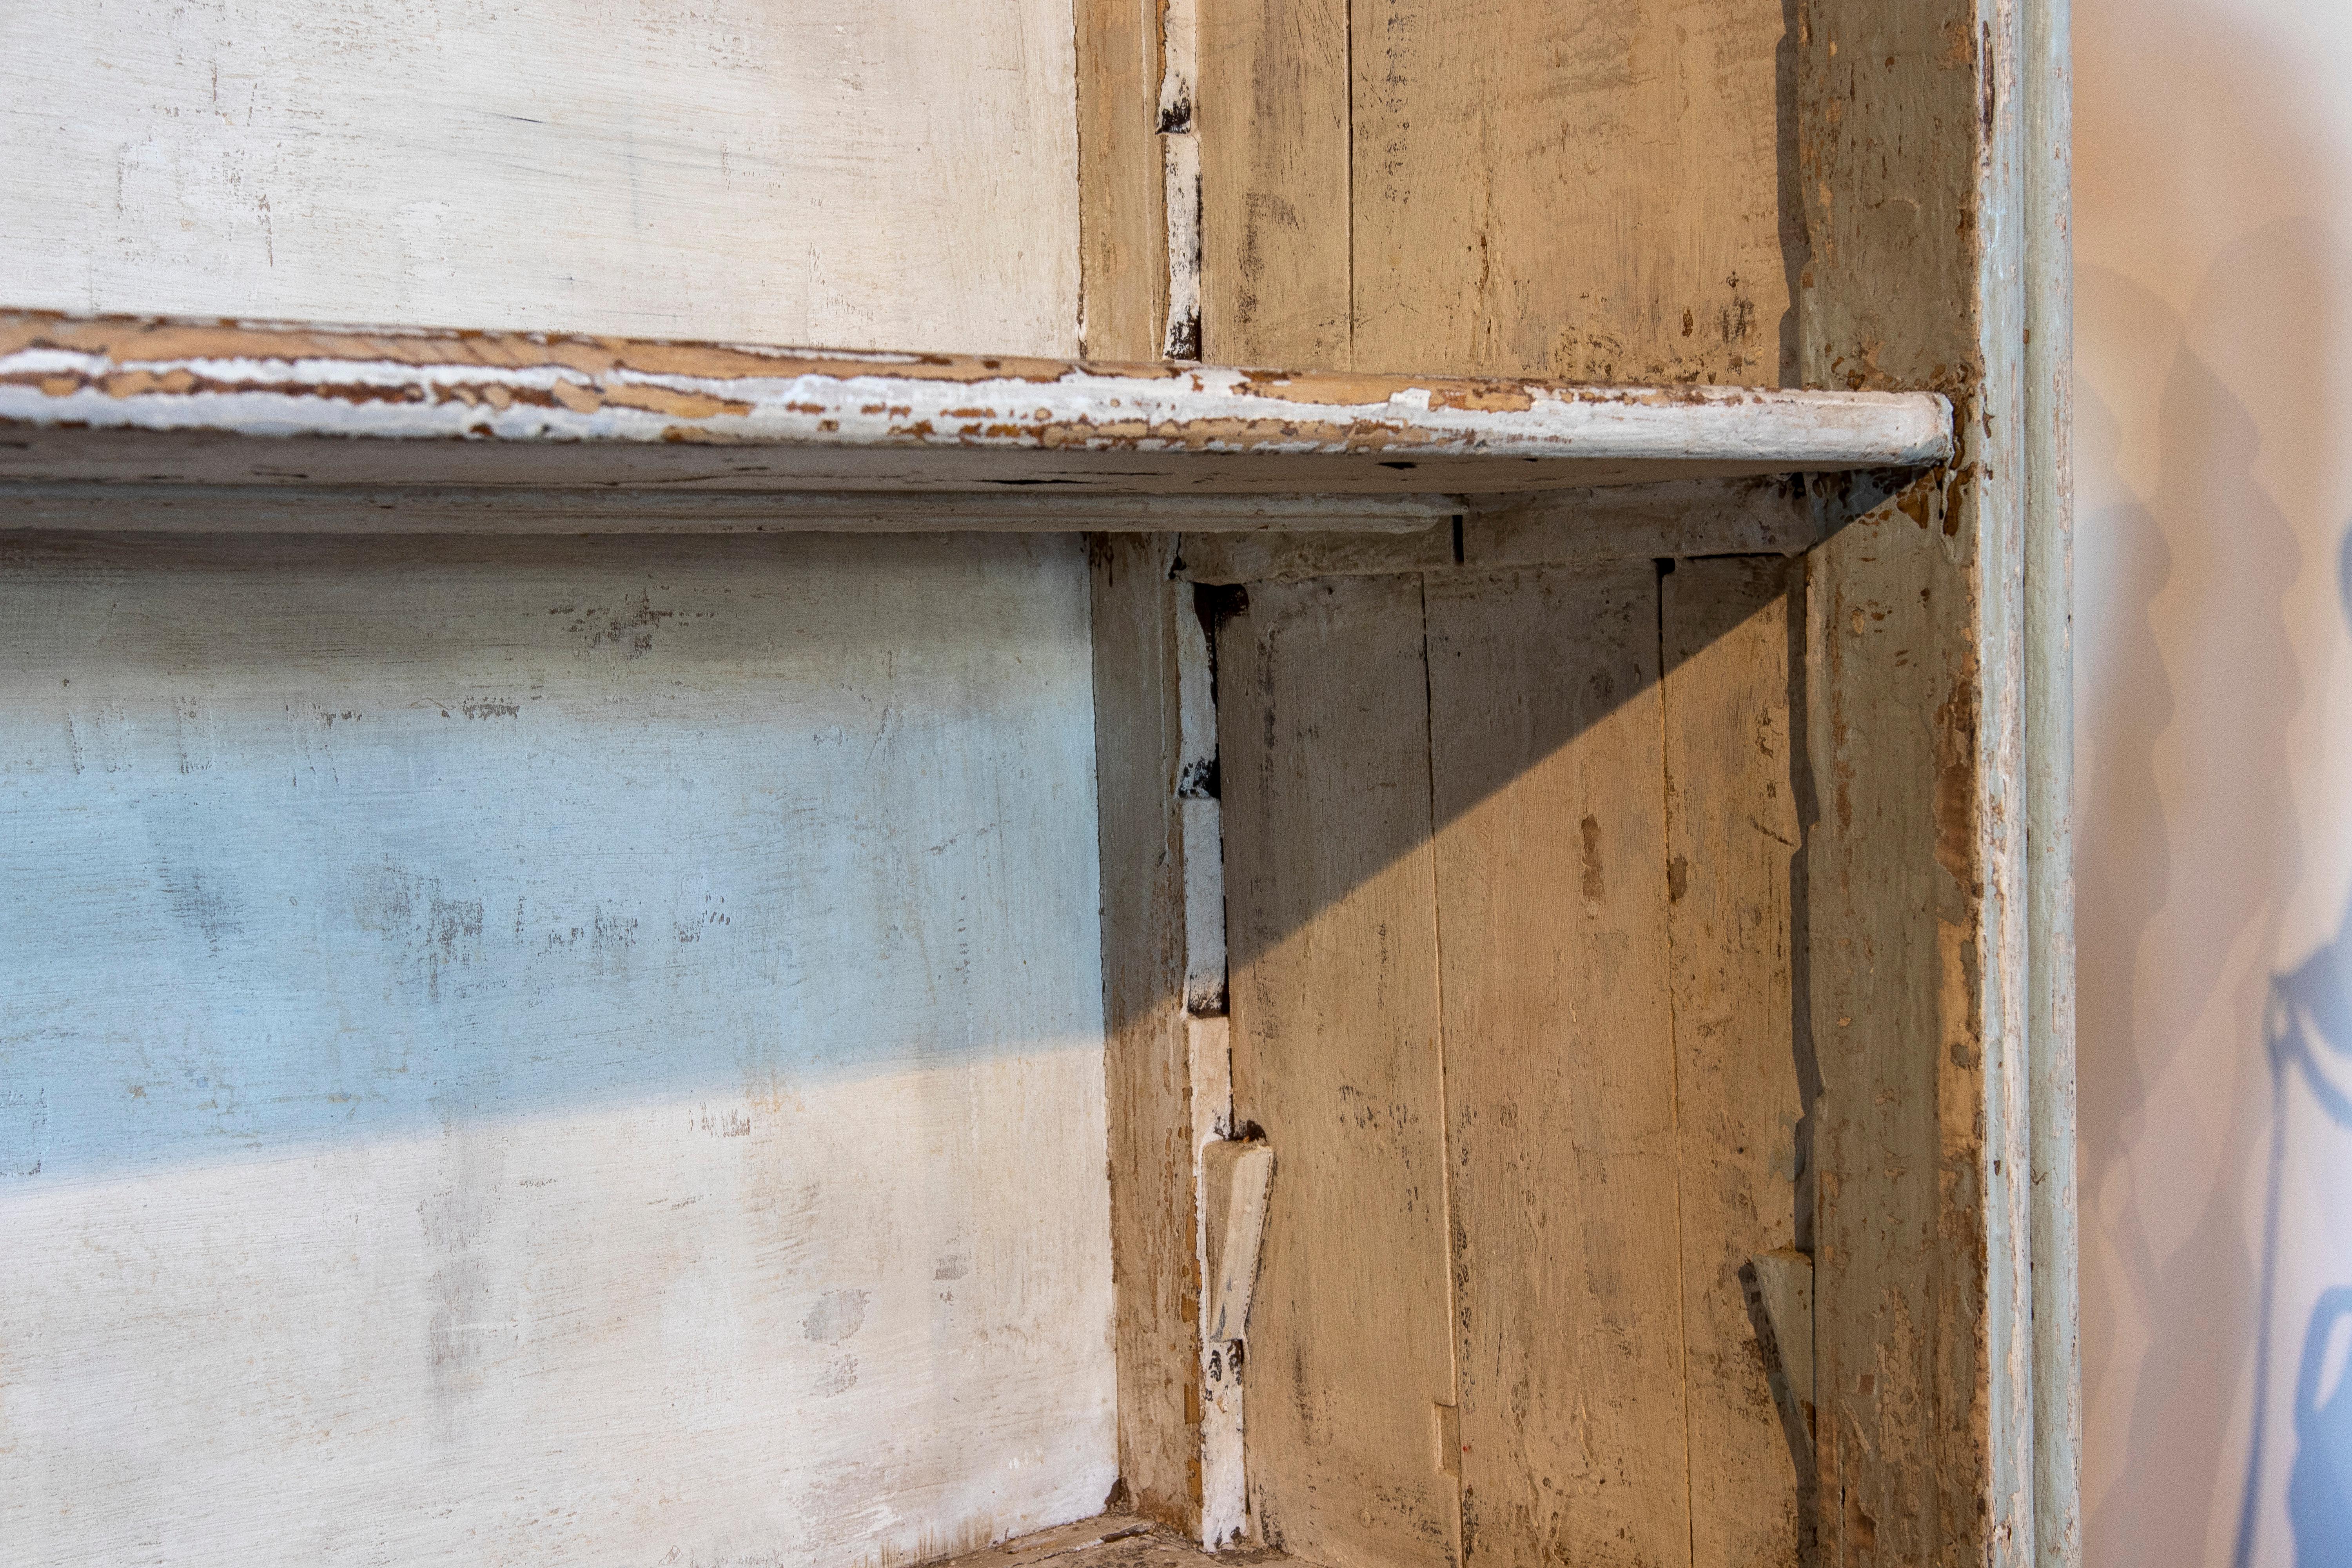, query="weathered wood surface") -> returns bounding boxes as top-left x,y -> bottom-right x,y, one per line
0,531 -> 1115,1566
1199,0 -> 1352,368
0,486 -> 1457,535
1202,0 -> 1795,386
1171,475 -> 1846,584
1077,0 -> 1169,363
1218,576 -> 1461,1568
1425,564 -> 1689,1568
0,0 -> 1081,358
1349,0 -> 1793,385
926,1513 -> 1290,1568
1798,0 -> 2036,1561
1091,534 -> 1205,1535
0,314 -> 1955,495
1661,557 -> 1808,1566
